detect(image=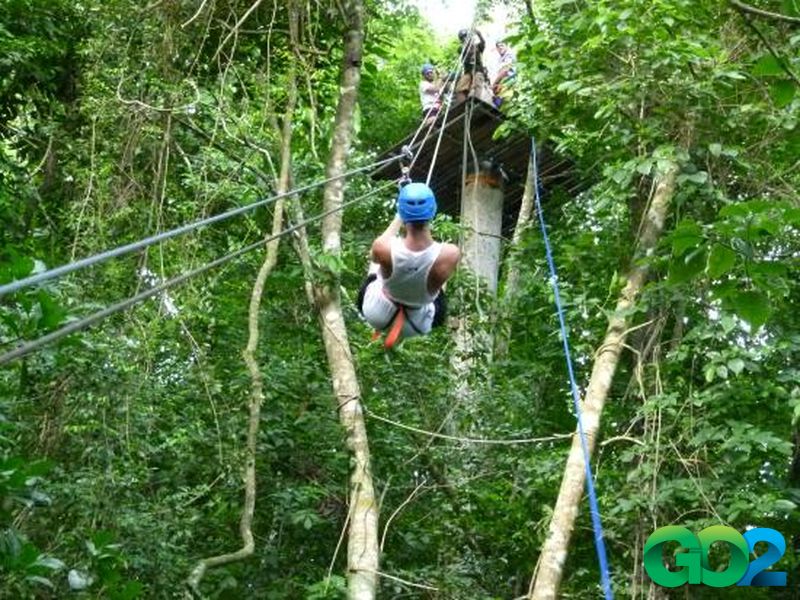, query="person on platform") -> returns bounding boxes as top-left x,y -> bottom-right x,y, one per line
492,39 -> 517,108
454,28 -> 491,104
419,63 -> 442,123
